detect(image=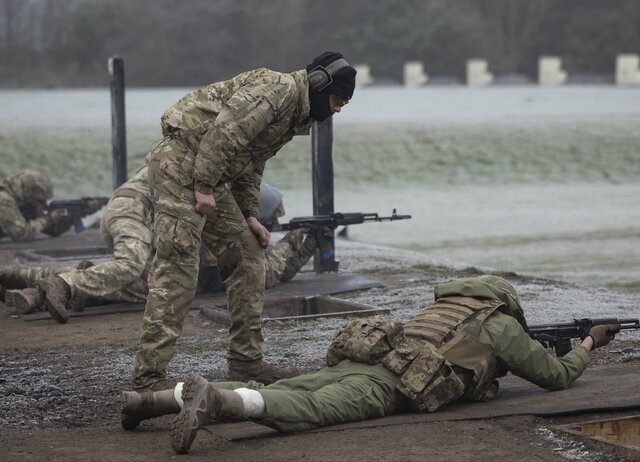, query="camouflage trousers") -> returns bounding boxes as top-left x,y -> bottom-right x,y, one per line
212,360 -> 408,432
264,229 -> 316,289
133,138 -> 266,388
0,197 -> 152,305
58,197 -> 152,304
